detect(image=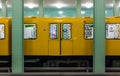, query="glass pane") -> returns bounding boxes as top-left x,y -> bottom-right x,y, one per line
105,0 -> 114,17
24,0 -> 39,17
84,24 -> 93,39
62,24 -> 71,39
50,24 -> 58,39
81,0 -> 93,17
7,0 -> 12,17
44,0 -> 76,17
0,24 -> 4,39
24,24 -> 36,39
106,24 -> 120,39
